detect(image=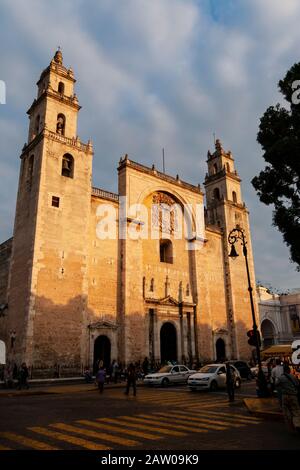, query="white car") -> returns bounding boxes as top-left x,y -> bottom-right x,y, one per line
144,365 -> 196,386
188,364 -> 242,392
250,361 -> 270,377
